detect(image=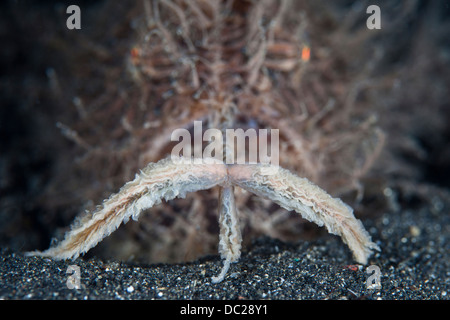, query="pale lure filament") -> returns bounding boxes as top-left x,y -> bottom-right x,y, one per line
28,157 -> 379,283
